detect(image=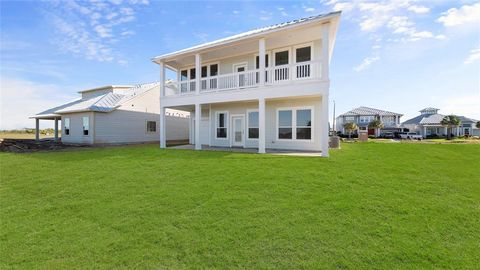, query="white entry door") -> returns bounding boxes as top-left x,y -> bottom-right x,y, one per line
233,63 -> 247,87
231,115 -> 245,147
